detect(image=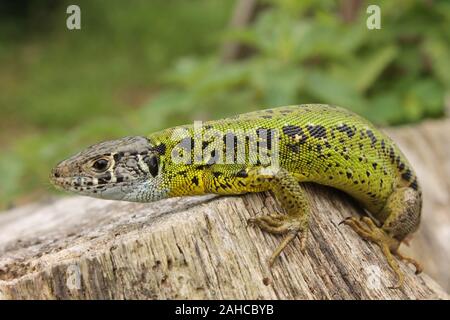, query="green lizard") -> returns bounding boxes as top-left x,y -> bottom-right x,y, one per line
50,104 -> 422,288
